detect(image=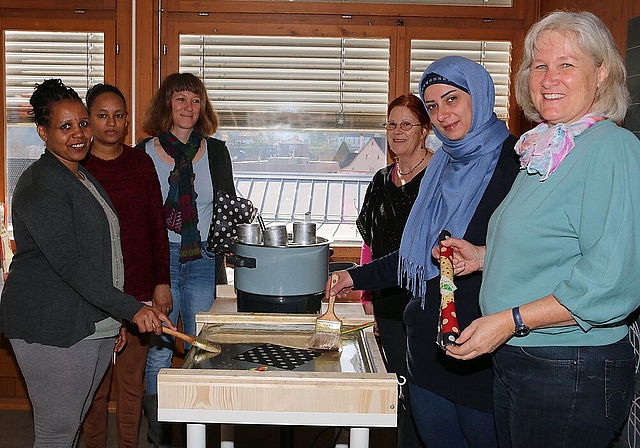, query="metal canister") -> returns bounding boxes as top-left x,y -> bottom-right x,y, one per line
262,225 -> 288,246
292,221 -> 317,245
237,223 -> 263,245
